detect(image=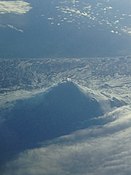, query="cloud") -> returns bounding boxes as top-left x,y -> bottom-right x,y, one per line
7,24 -> 23,32
0,0 -> 32,14
122,27 -> 131,35
1,106 -> 131,175
53,0 -> 131,36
